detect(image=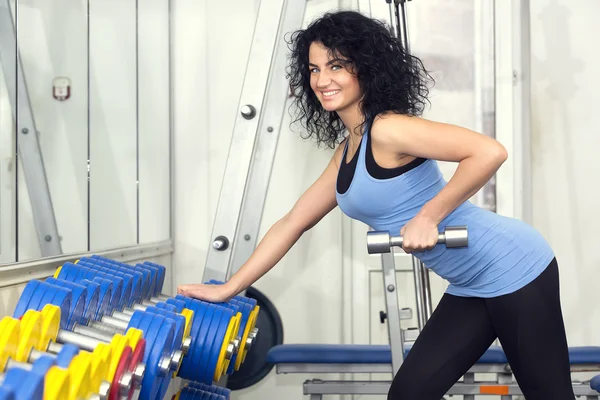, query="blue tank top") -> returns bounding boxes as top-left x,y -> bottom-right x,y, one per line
335,128 -> 555,298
